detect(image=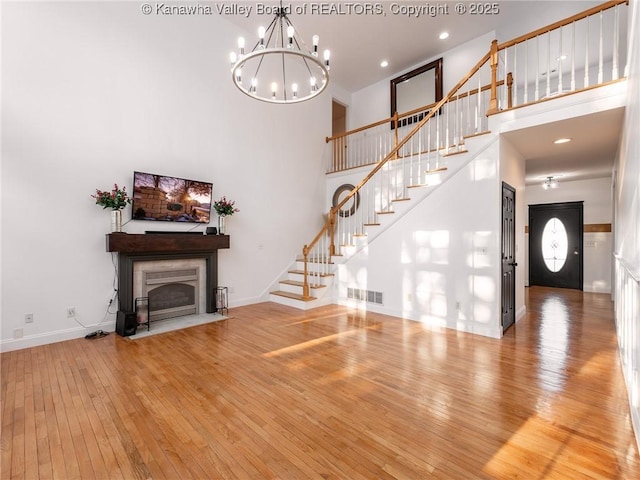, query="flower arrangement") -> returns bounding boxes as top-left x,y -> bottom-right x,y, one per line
92,184 -> 132,210
213,196 -> 239,216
